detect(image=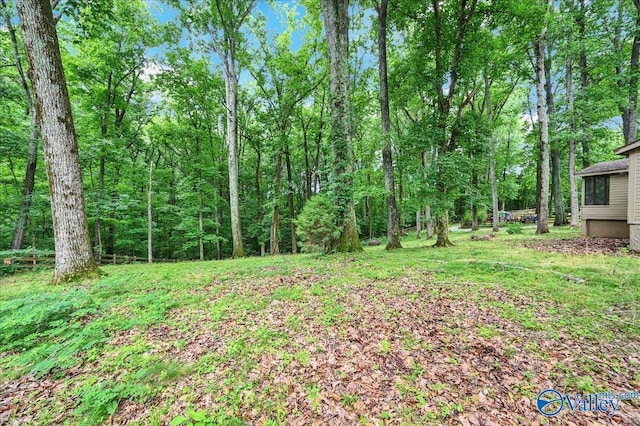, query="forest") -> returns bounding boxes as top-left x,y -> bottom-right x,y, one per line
1,0 -> 638,263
